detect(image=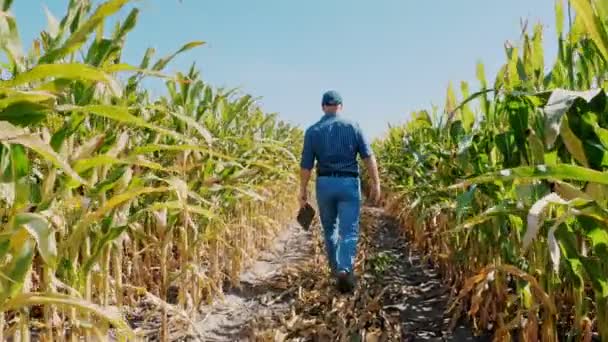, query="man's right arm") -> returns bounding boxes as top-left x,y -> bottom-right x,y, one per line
363,155 -> 380,187
299,129 -> 315,207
